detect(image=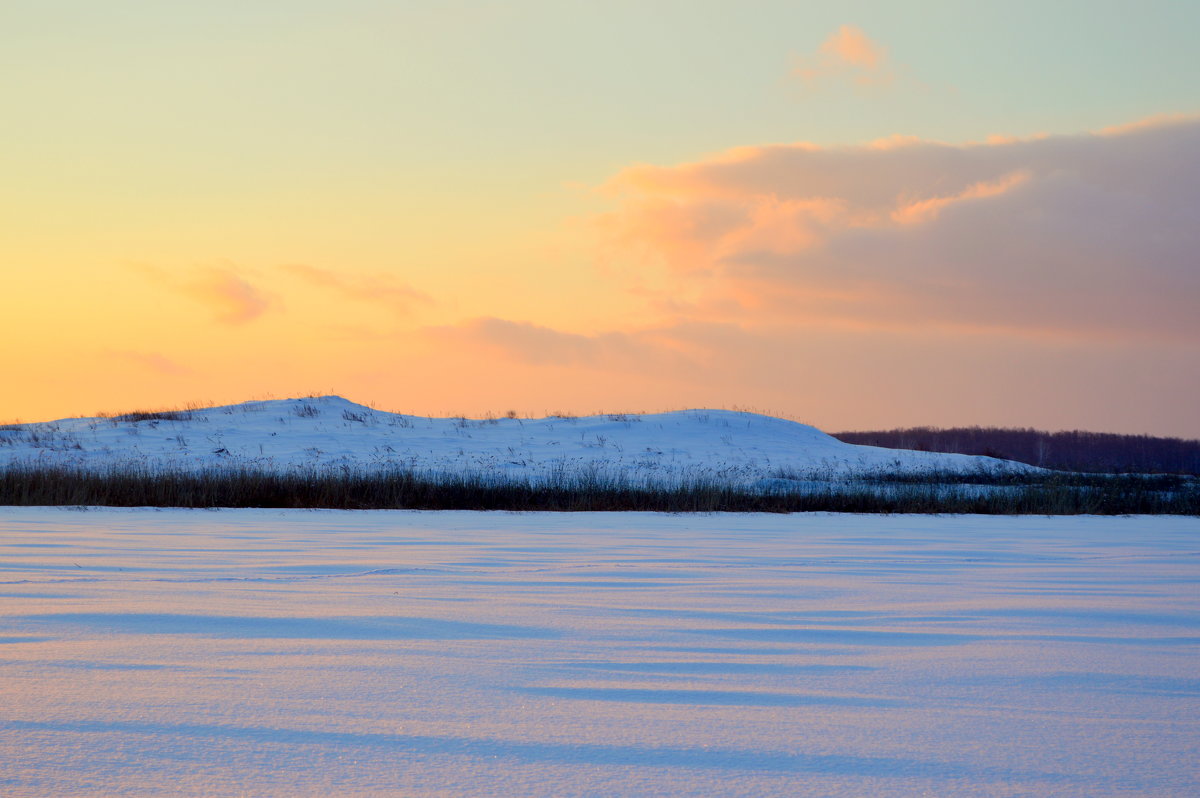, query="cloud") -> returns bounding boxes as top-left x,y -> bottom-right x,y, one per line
792,25 -> 895,89
429,317 -> 703,374
184,267 -> 271,324
408,114 -> 1200,435
281,264 -> 431,315
425,311 -> 1199,435
596,114 -> 1200,341
109,351 -> 190,375
133,264 -> 272,324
